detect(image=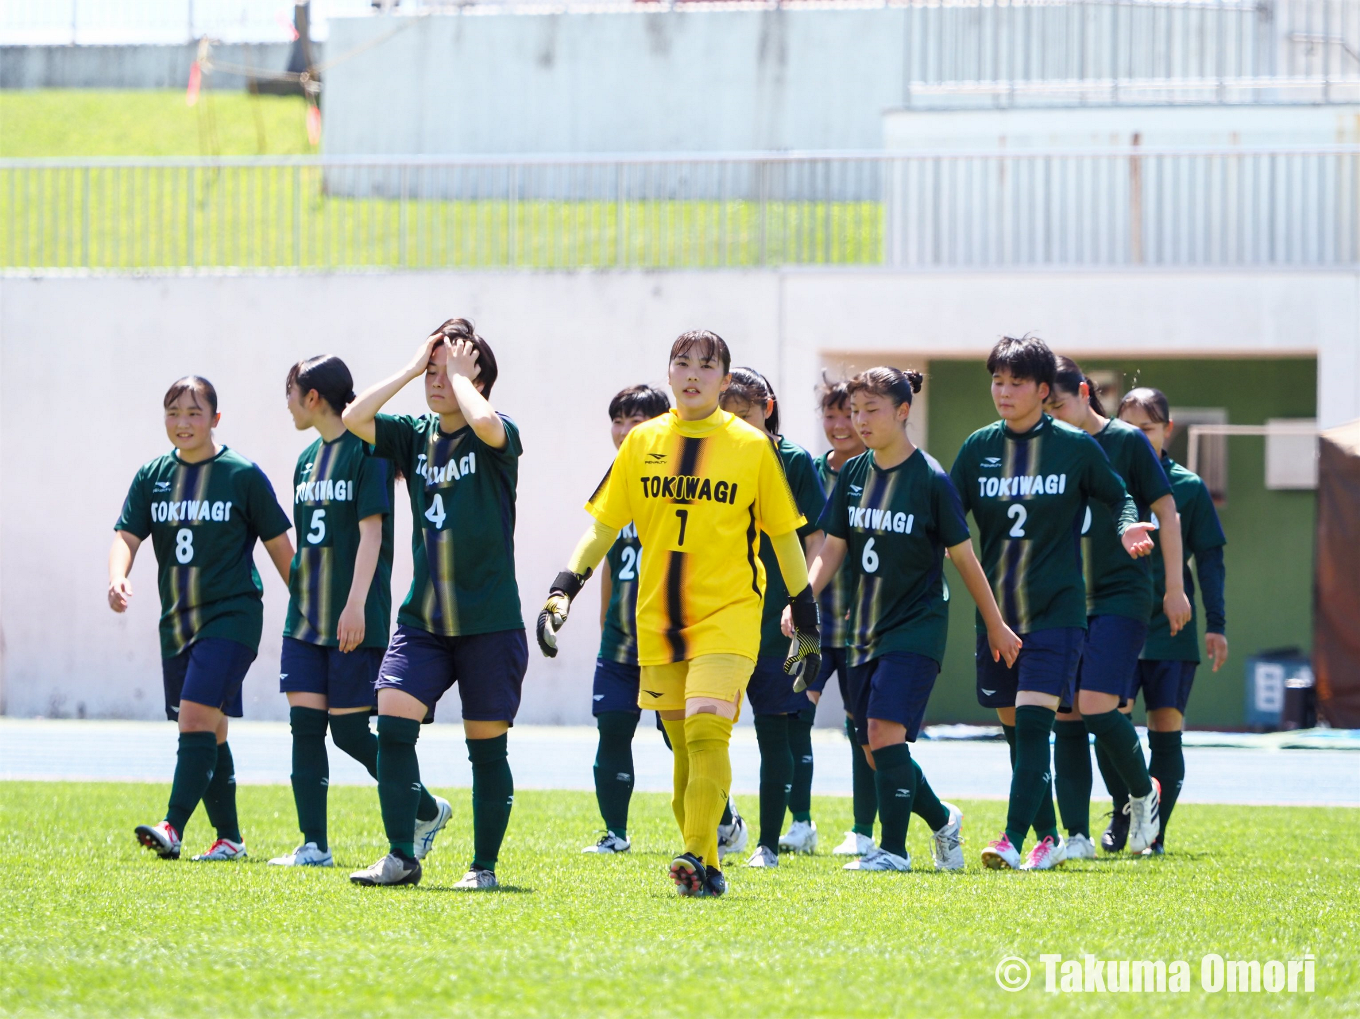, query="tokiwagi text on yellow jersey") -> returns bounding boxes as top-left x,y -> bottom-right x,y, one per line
585,407 -> 805,666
